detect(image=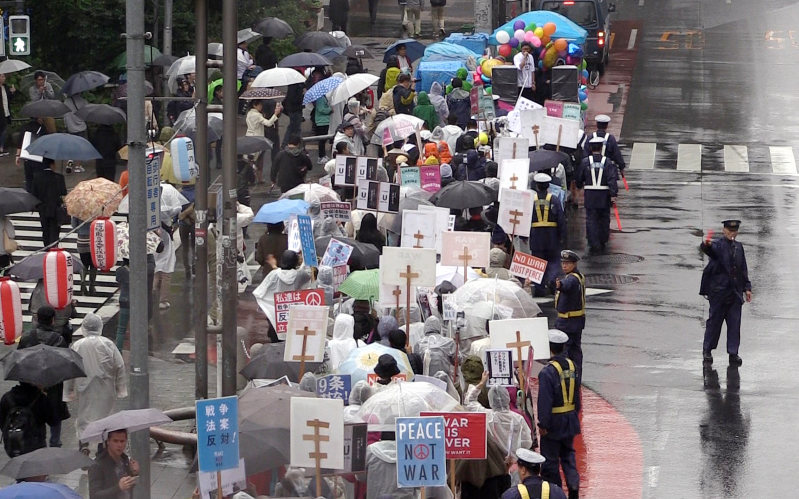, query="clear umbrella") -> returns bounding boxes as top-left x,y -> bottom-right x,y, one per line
450,278 -> 542,319
80,408 -> 172,443
279,183 -> 340,203
336,343 -> 415,384
252,67 -> 306,88
370,114 -> 424,145
358,381 -> 460,431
